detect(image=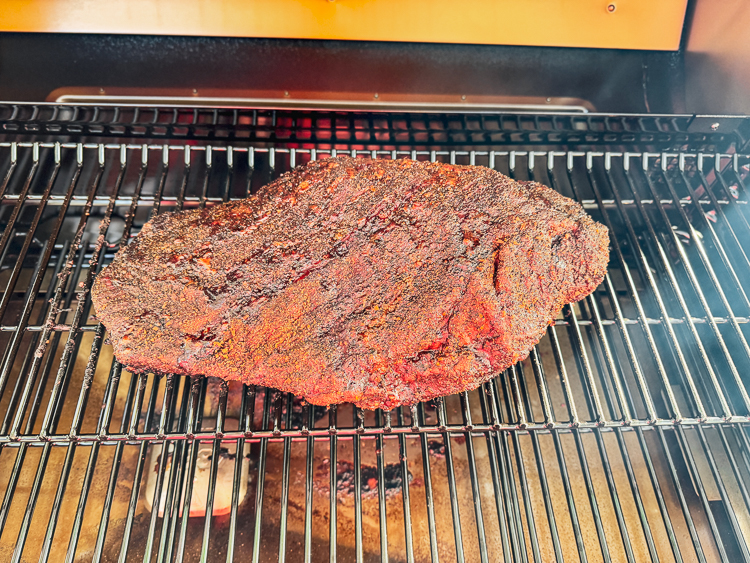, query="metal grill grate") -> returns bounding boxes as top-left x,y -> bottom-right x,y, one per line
1,108 -> 750,562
